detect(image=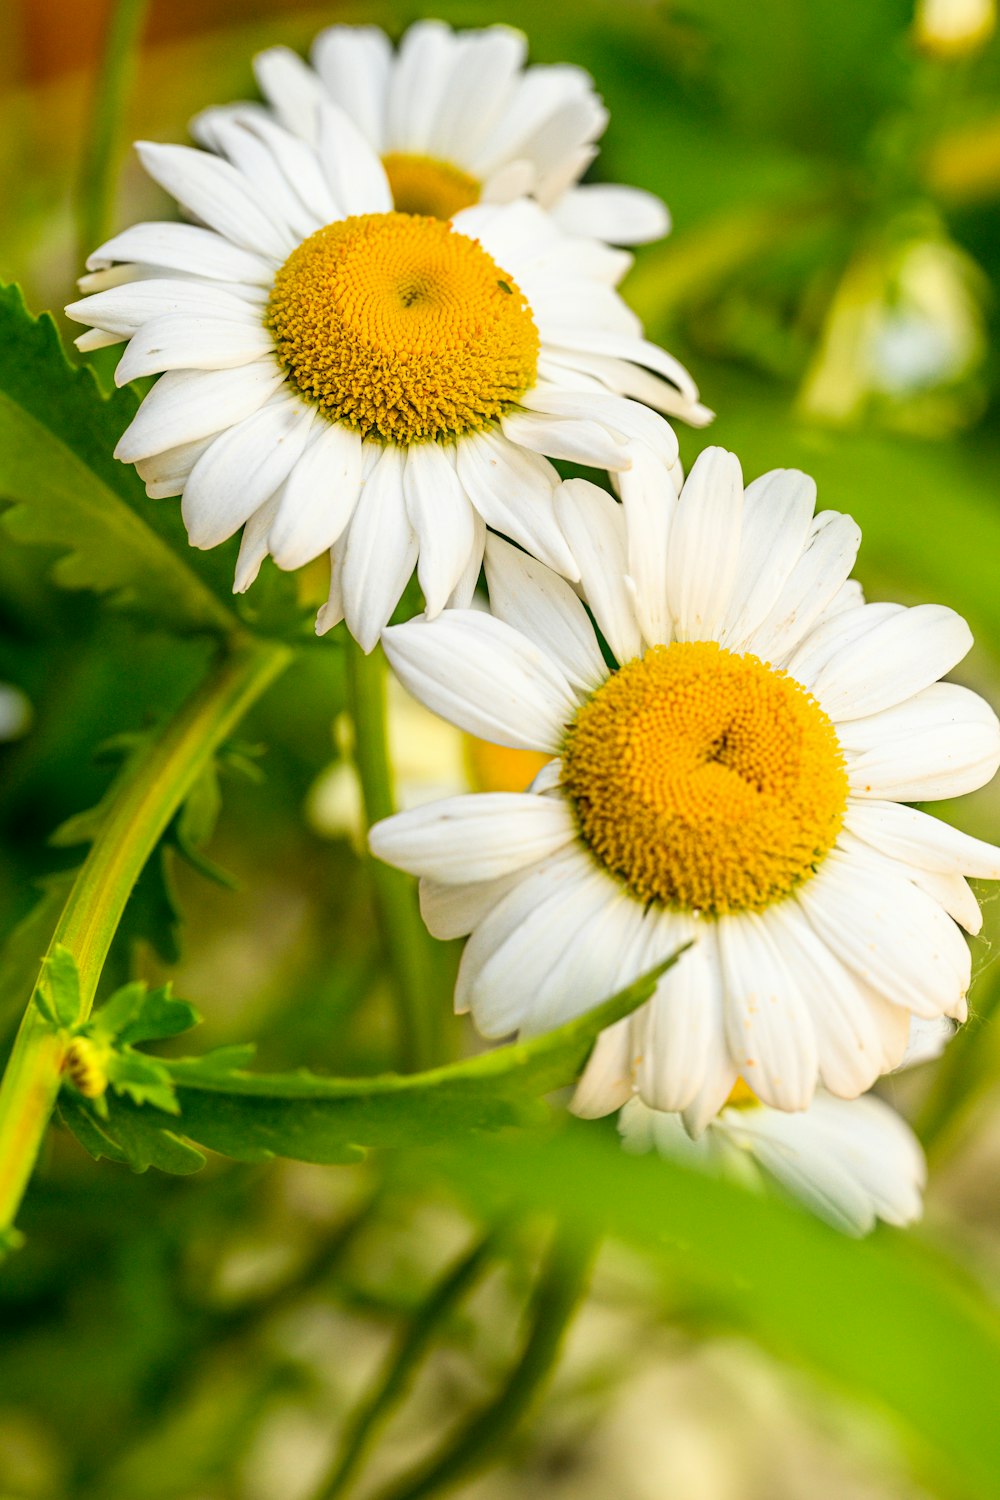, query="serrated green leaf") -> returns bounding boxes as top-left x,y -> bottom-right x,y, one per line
0,869 -> 76,1041
41,945 -> 82,1027
104,1050 -> 179,1114
106,955 -> 682,1169
90,980 -> 148,1039
57,1095 -> 129,1165
0,282 -> 237,637
117,987 -> 200,1047
99,1100 -> 206,1175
